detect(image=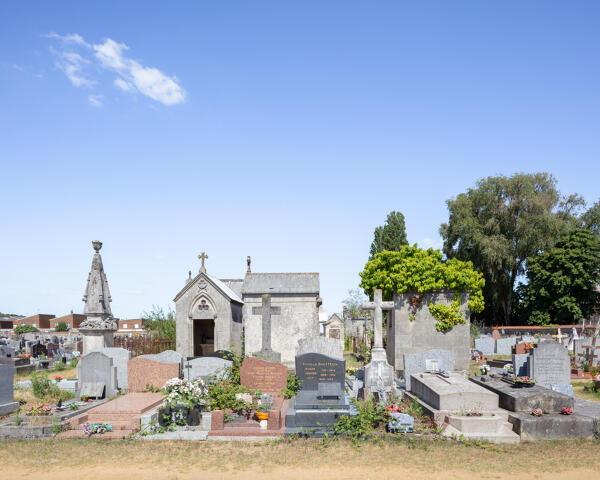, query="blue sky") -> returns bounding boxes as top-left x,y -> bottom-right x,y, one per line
1,1 -> 599,319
